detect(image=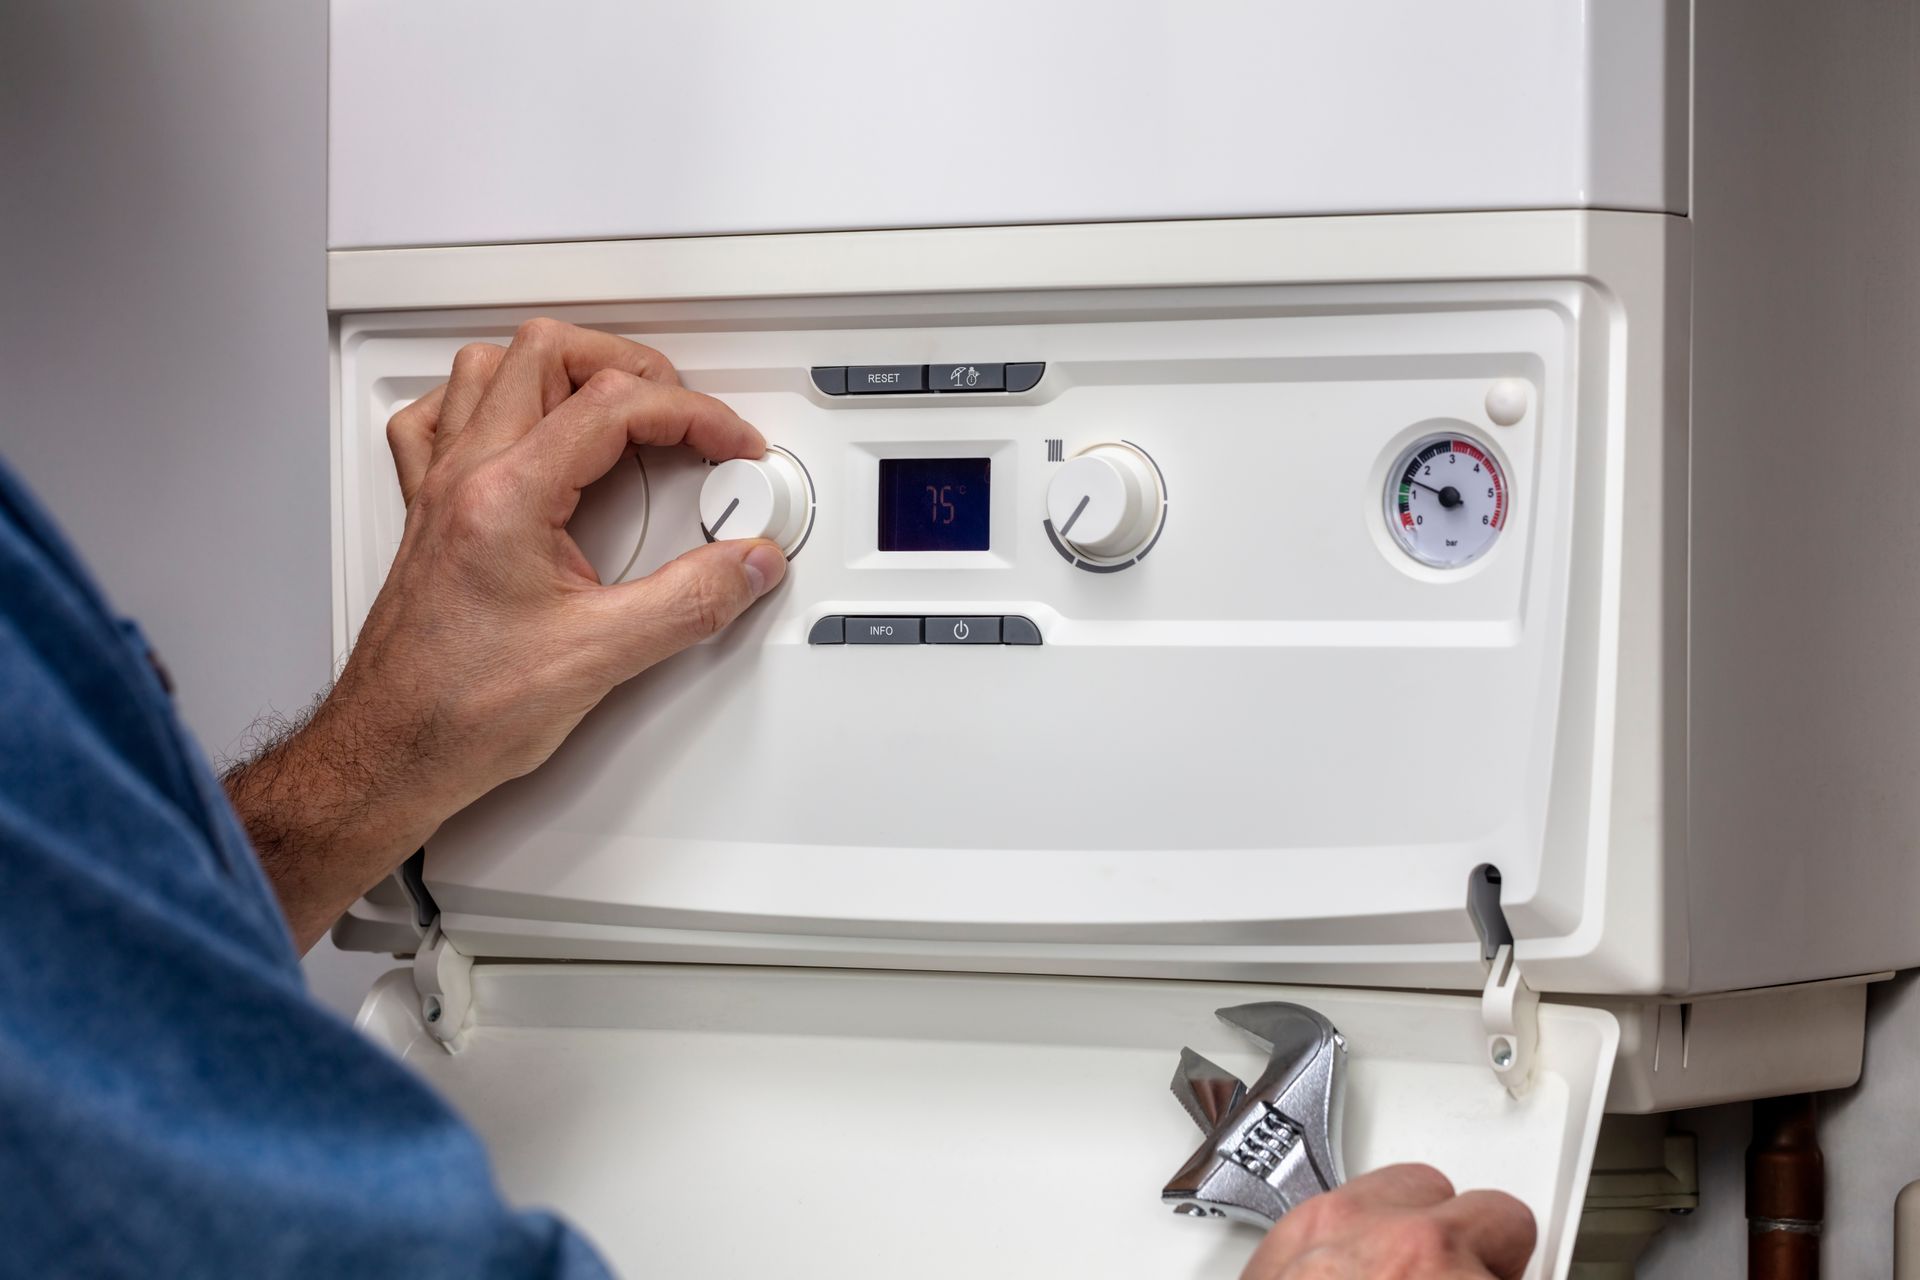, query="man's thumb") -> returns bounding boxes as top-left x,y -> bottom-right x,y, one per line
597,538 -> 786,677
